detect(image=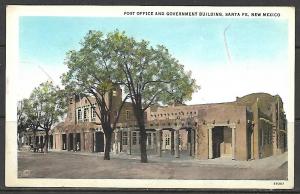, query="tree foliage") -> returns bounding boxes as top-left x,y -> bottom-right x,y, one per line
62,30 -> 199,162
62,30 -> 128,160
106,30 -> 200,162
20,81 -> 67,152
